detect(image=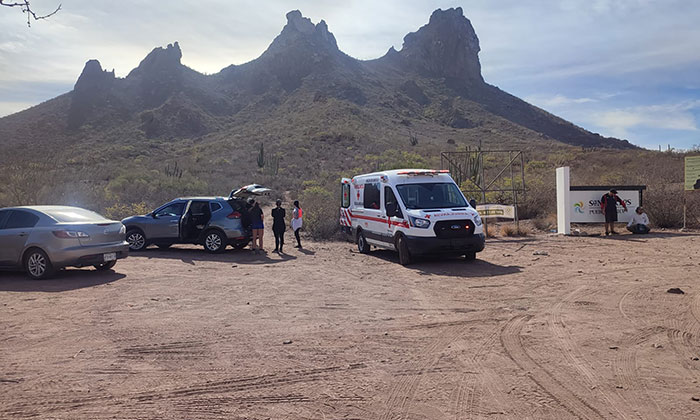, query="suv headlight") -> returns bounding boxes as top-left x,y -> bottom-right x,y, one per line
409,215 -> 431,229
474,214 -> 482,226
119,225 -> 126,234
